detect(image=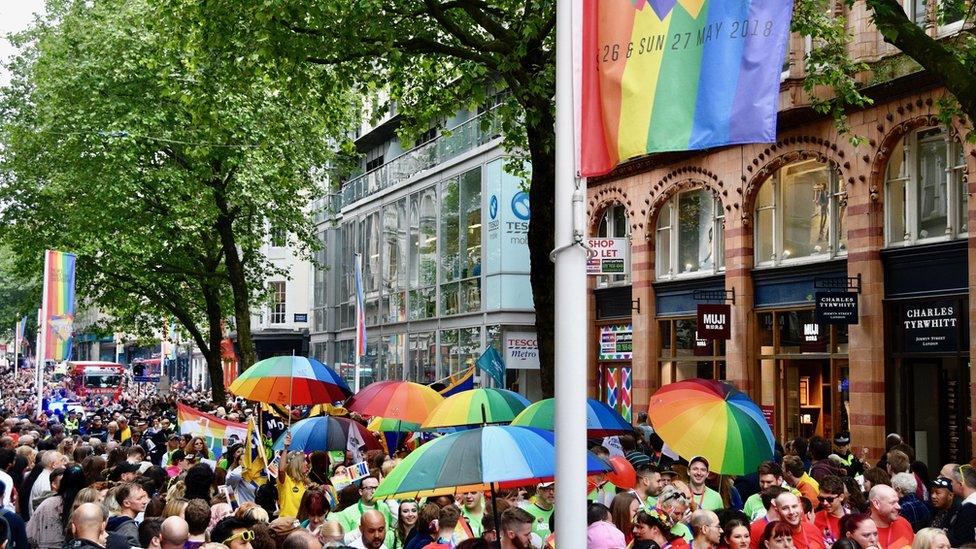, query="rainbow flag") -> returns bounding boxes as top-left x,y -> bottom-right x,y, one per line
42,250 -> 76,361
15,316 -> 27,348
176,403 -> 247,458
579,0 -> 794,177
